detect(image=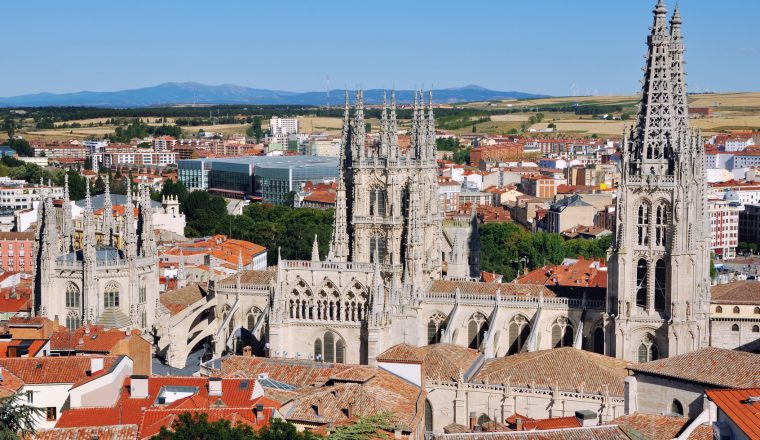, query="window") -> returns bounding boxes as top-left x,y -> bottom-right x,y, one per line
716,306 -> 723,313
467,312 -> 489,350
65,283 -> 80,308
139,279 -> 147,304
551,316 -> 574,348
638,333 -> 658,362
752,325 -> 759,333
26,390 -> 33,404
670,399 -> 684,416
46,406 -> 57,421
104,283 -> 120,308
636,259 -> 648,309
654,260 -> 666,311
508,315 -> 531,355
424,399 -> 434,433
314,331 -> 344,364
427,313 -> 447,344
369,237 -> 386,263
731,323 -> 740,332
655,204 -> 669,247
141,310 -> 147,328
754,307 -> 760,314
637,203 -> 650,246
66,314 -> 79,332
593,326 -> 605,355
733,306 -> 741,314
369,188 -> 387,216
